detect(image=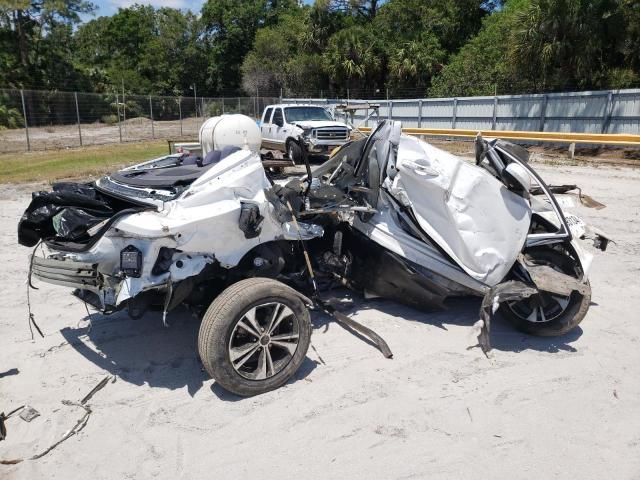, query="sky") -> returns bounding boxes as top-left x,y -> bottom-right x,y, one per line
87,0 -> 313,18
89,0 -> 208,17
